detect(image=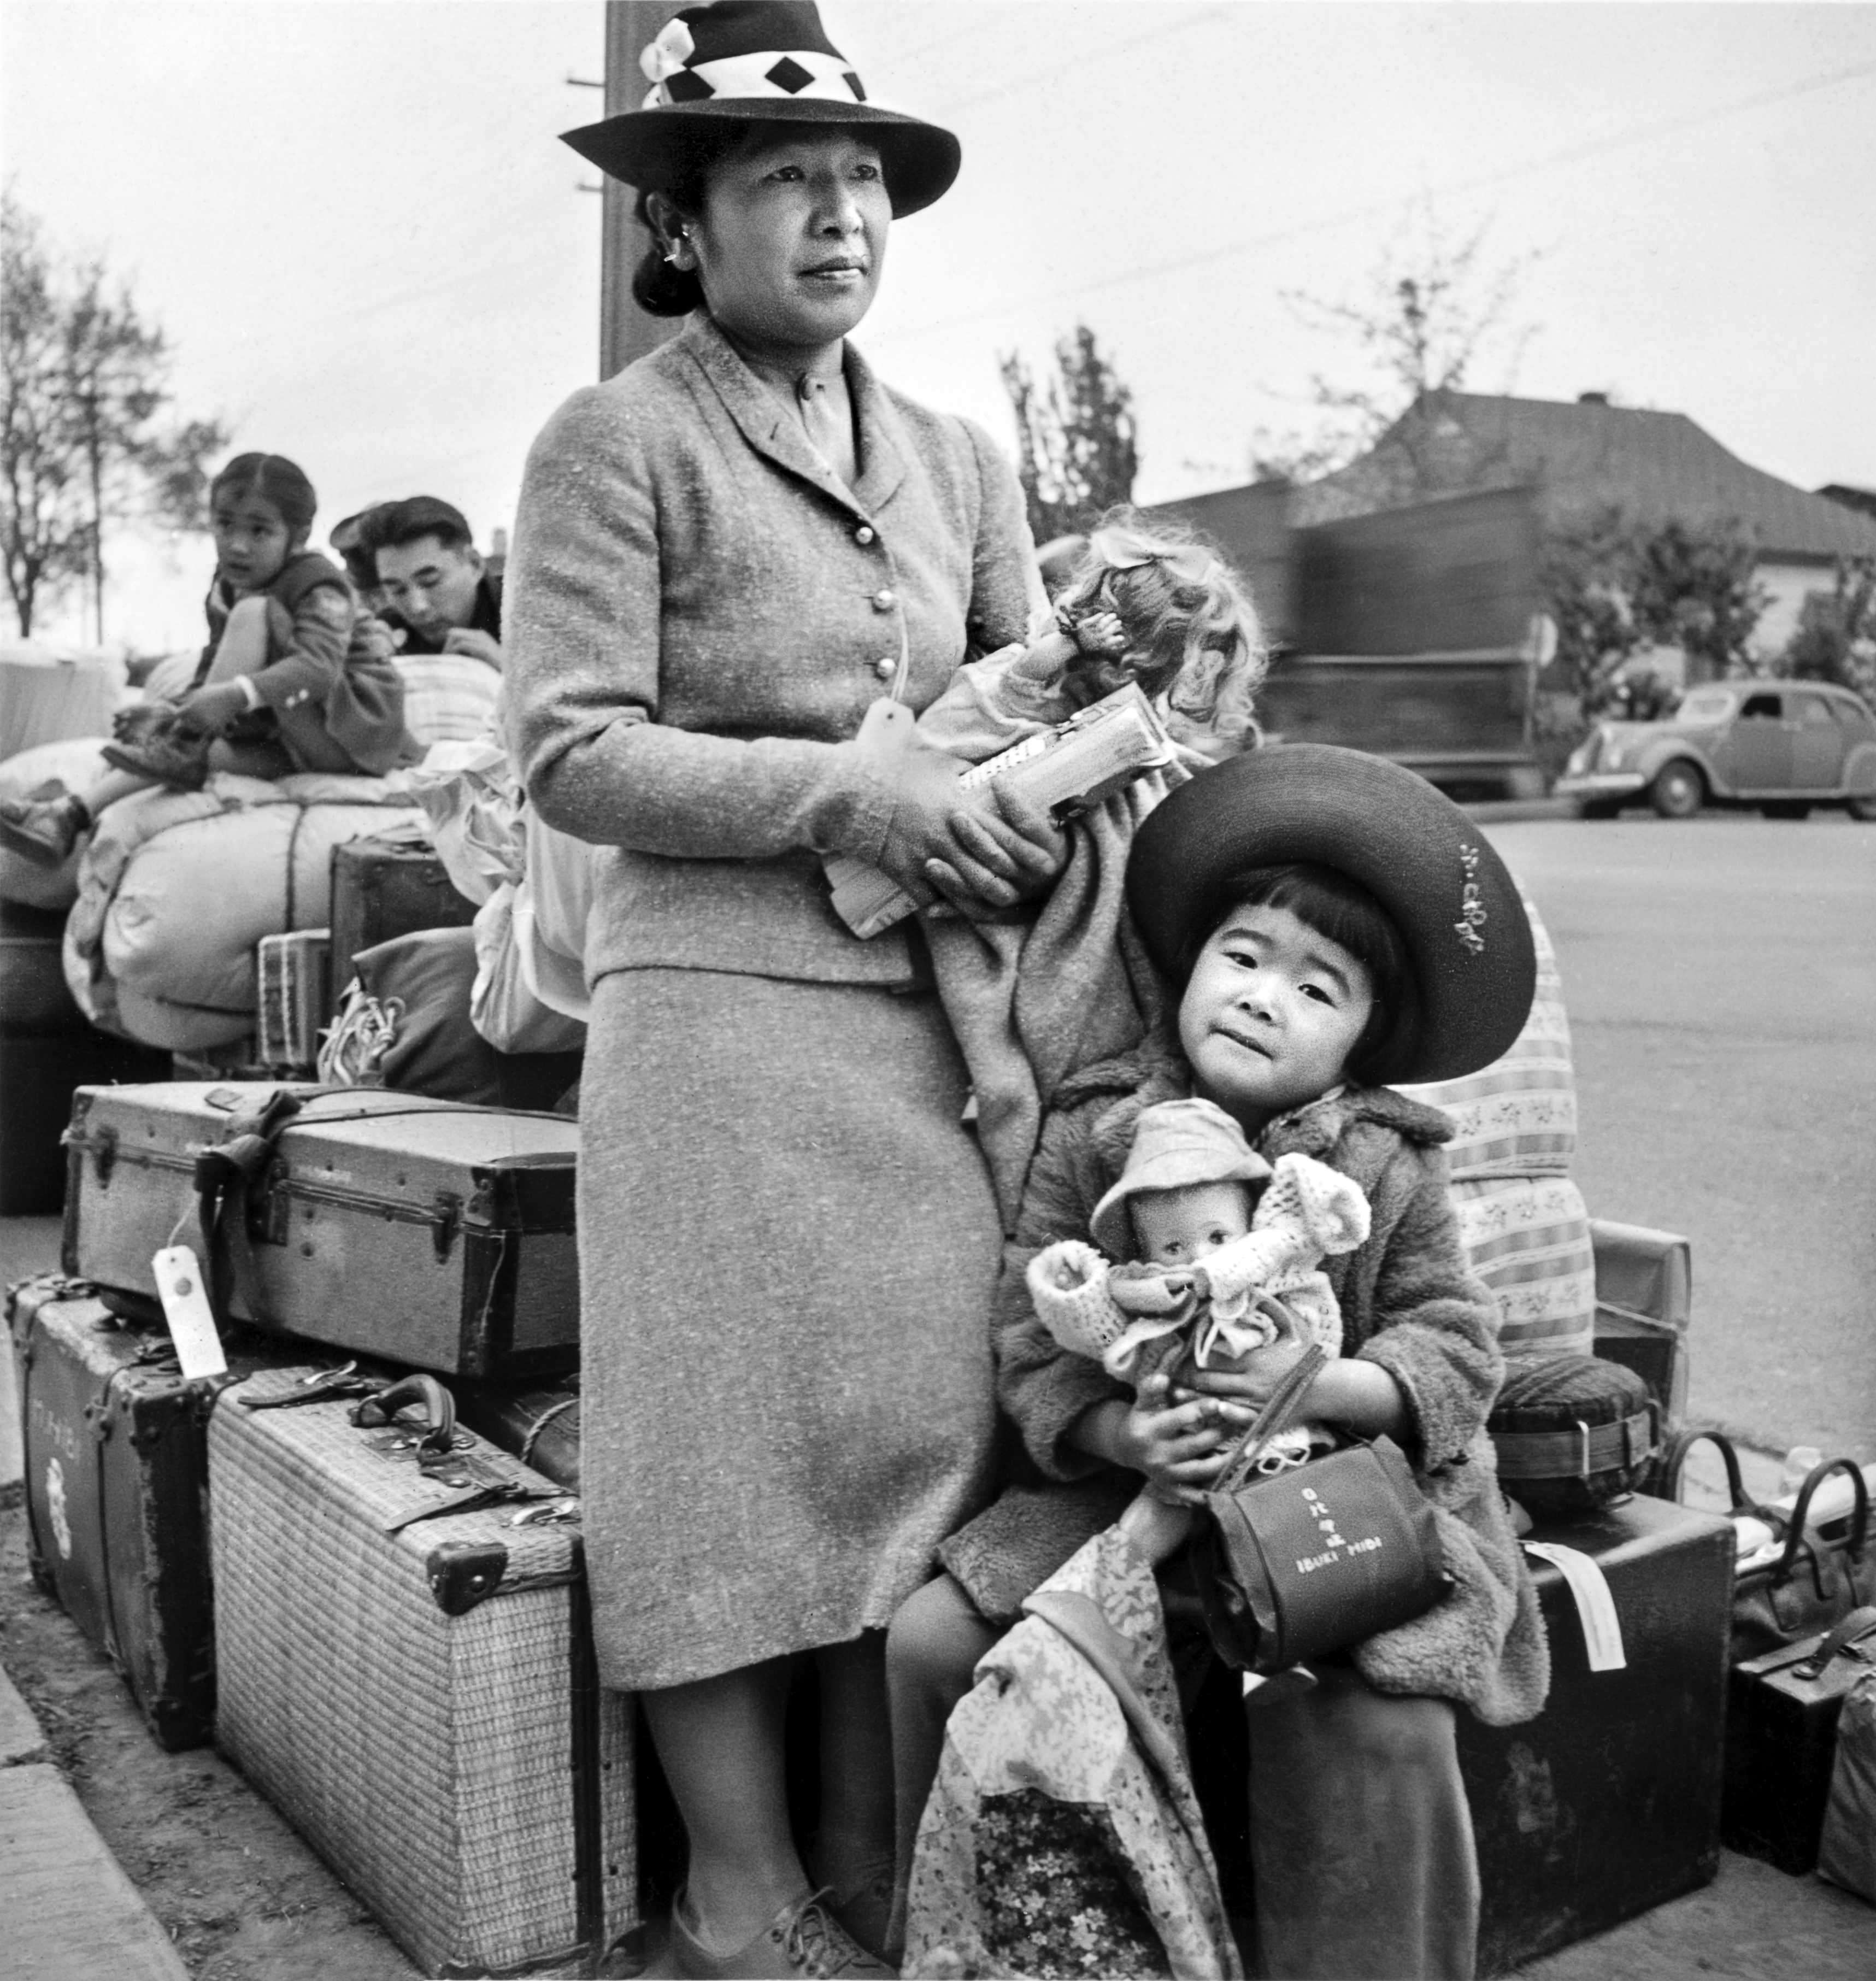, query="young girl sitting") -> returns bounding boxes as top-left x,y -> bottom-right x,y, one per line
0,453 -> 416,866
888,743 -> 1550,1980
